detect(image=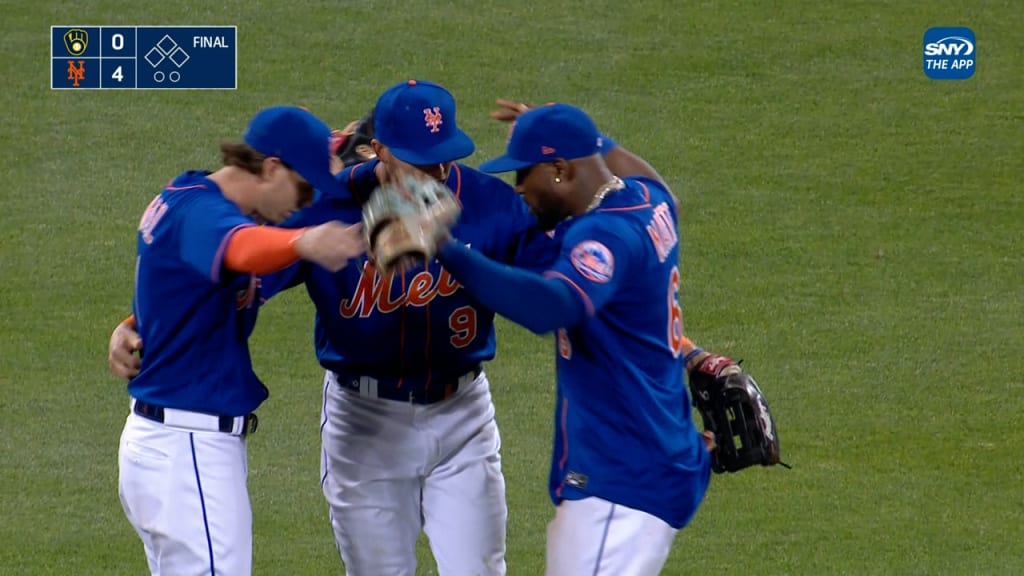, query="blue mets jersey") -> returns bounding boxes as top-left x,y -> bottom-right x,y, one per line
129,171 -> 269,416
275,160 -> 558,395
545,176 -> 711,529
